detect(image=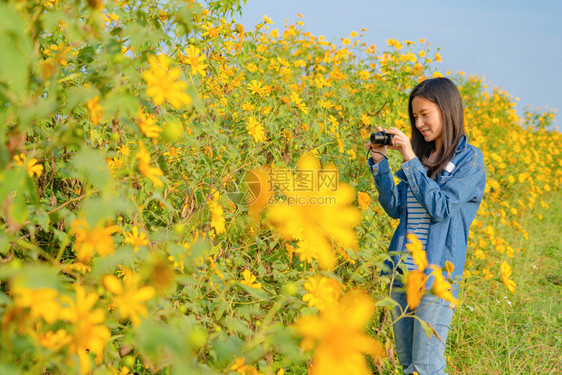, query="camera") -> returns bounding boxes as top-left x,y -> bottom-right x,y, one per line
370,131 -> 394,146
